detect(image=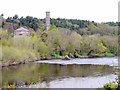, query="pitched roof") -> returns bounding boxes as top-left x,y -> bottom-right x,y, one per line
15,27 -> 29,31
